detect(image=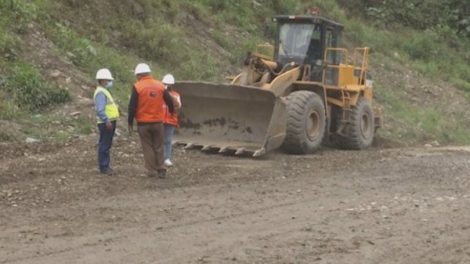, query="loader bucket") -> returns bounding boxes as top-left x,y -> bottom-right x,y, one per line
174,81 -> 287,157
